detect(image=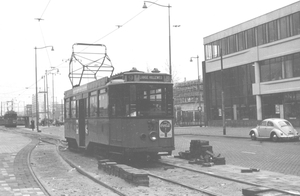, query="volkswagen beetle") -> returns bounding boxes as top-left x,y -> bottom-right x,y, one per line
249,118 -> 299,142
